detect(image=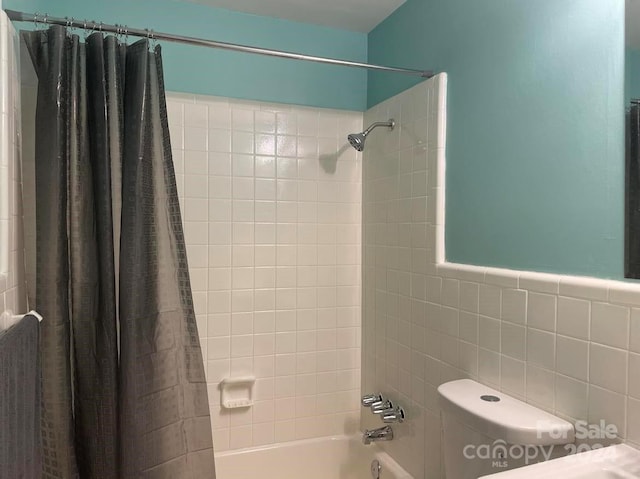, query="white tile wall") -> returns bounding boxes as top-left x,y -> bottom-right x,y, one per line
167,93 -> 363,451
362,77 -> 445,479
362,73 -> 640,479
20,36 -> 36,308
0,11 -> 27,327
